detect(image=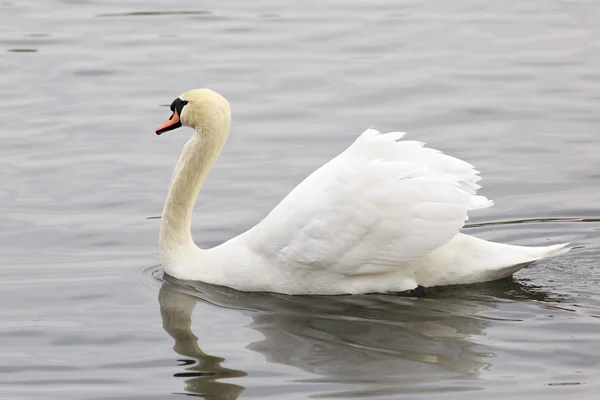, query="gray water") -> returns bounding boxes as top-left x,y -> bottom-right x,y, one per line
2,0 -> 600,399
